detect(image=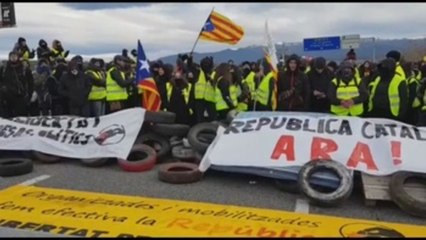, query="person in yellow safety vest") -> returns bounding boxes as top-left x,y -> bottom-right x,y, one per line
106,55 -> 134,113
12,37 -> 35,61
386,50 -> 406,80
193,56 -> 216,122
402,62 -> 421,125
236,61 -> 254,111
252,59 -> 276,111
215,63 -> 238,120
415,64 -> 426,126
50,40 -> 70,63
328,61 -> 368,117
367,58 -> 407,121
166,71 -> 194,125
86,58 -> 106,117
